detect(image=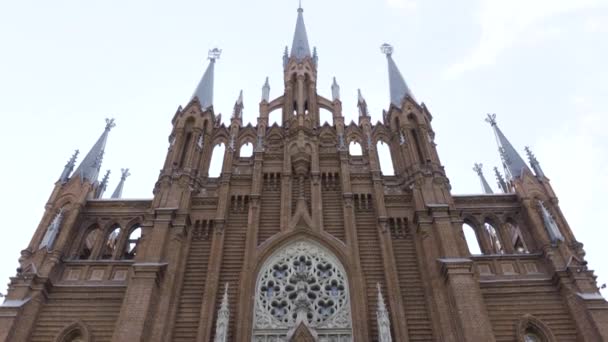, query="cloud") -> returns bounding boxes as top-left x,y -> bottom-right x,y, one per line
445,0 -> 608,78
386,0 -> 417,11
